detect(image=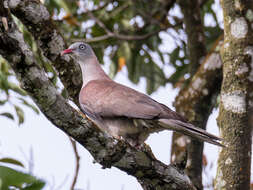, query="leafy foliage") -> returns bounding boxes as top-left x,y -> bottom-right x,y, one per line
0,58 -> 39,125
42,0 -> 222,93
0,166 -> 45,190
0,158 -> 45,190
0,158 -> 24,168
